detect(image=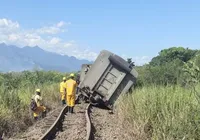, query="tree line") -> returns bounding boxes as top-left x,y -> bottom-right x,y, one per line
135,47 -> 200,87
